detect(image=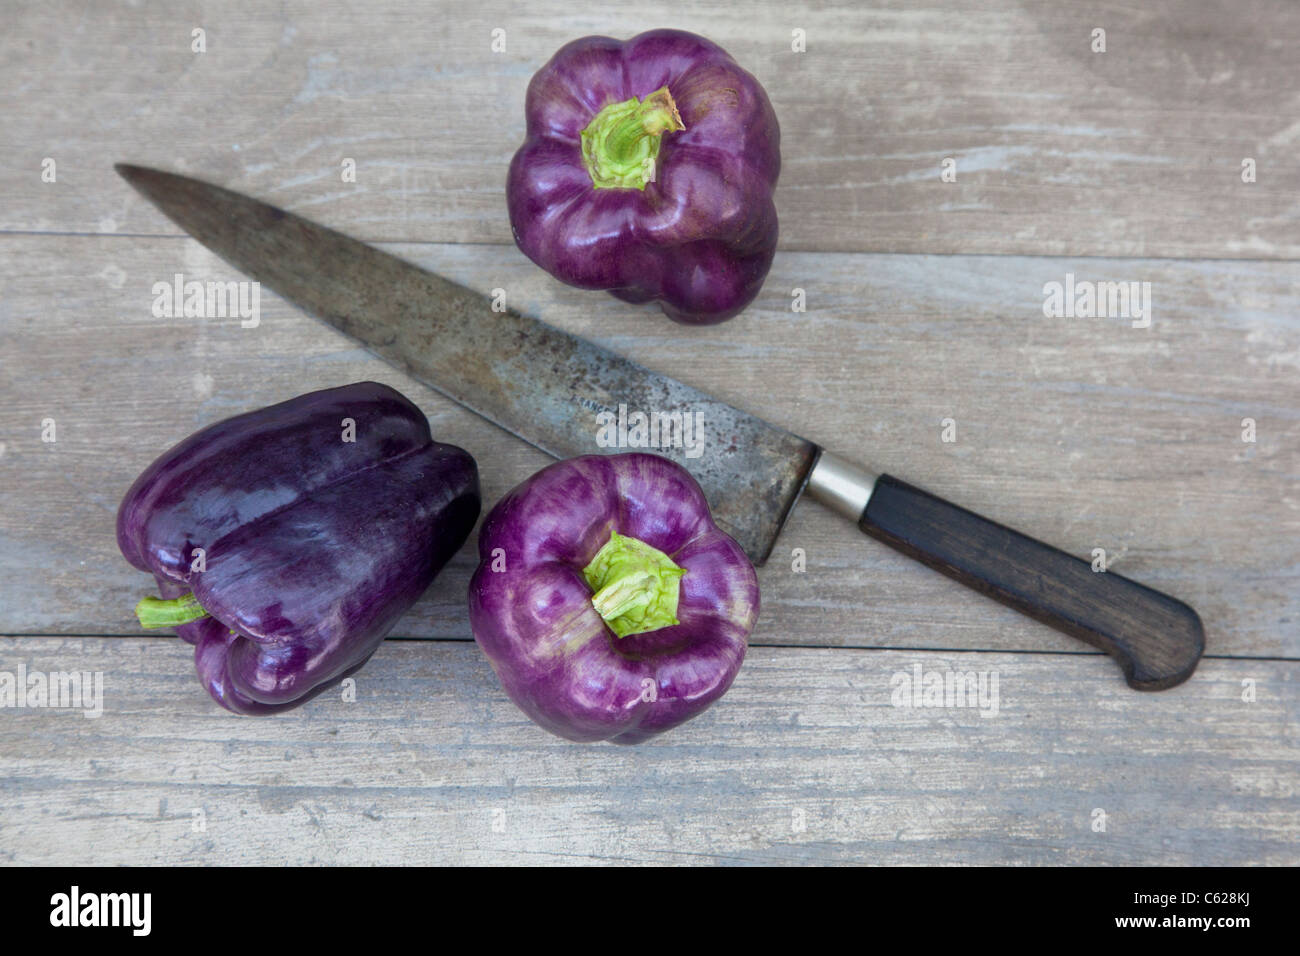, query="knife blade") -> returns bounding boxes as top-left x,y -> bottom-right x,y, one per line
114,163 -> 814,566
115,164 -> 1205,690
